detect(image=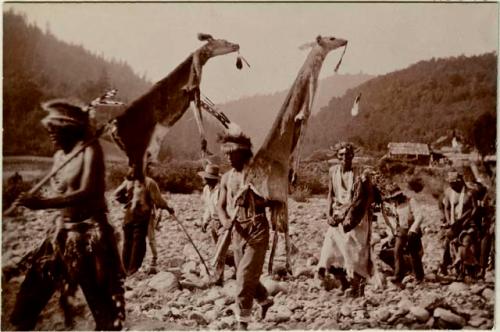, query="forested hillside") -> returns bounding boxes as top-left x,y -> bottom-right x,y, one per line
3,10 -> 151,155
302,53 -> 497,156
